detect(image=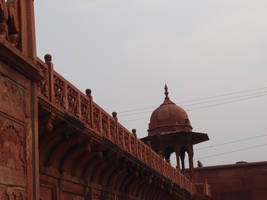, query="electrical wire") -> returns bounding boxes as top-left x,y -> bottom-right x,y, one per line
118,86 -> 267,114
119,90 -> 267,117
196,133 -> 267,151
197,143 -> 267,160
120,92 -> 267,122
187,92 -> 267,112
